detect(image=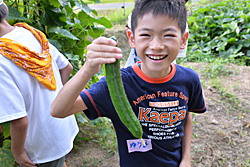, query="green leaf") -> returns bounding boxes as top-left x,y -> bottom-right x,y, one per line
0,122 -> 10,139
73,39 -> 87,56
88,25 -> 106,38
74,0 -> 98,16
75,113 -> 88,124
7,5 -> 21,17
65,5 -> 74,16
49,0 -> 61,8
48,27 -> 79,40
222,17 -> 234,23
7,6 -> 28,21
48,39 -> 62,50
58,0 -> 70,7
57,28 -> 79,40
2,140 -> 11,149
0,140 -> 15,167
247,50 -> 250,57
228,22 -> 238,31
96,17 -> 113,28
41,6 -> 67,27
187,16 -> 196,24
77,10 -> 94,26
65,53 -> 79,61
76,10 -> 112,29
227,37 -> 237,43
242,34 -> 250,39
